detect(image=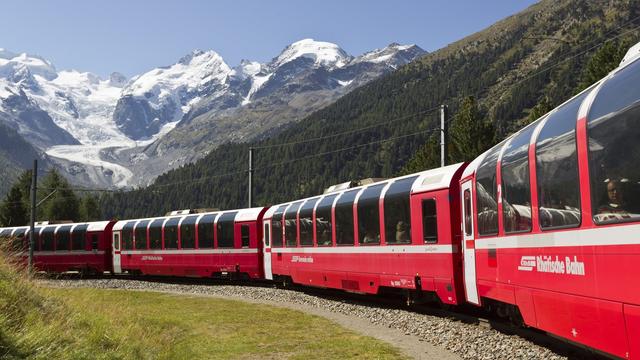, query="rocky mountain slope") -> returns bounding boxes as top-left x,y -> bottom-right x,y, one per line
0,41 -> 425,193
